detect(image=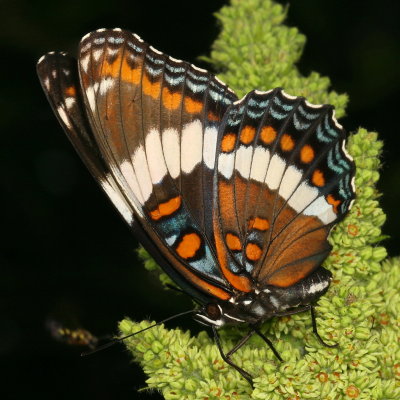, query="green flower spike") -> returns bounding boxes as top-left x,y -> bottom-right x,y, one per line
120,1 -> 400,398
